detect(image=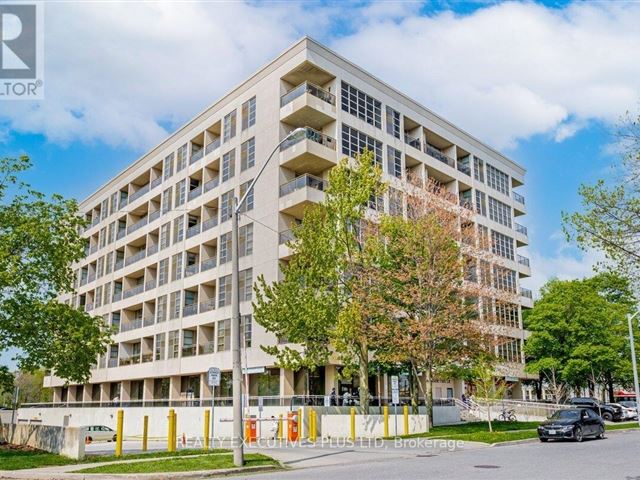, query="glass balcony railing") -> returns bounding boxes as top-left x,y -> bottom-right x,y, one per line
205,138 -> 221,155
520,287 -> 533,299
280,126 -> 337,152
404,134 -> 421,150
129,183 -> 150,203
186,222 -> 201,239
513,191 -> 525,205
114,259 -> 124,271
148,210 -> 160,224
143,316 -> 155,328
202,216 -> 218,232
200,257 -> 217,272
145,279 -> 156,291
457,161 -> 471,176
122,284 -> 144,300
190,148 -> 204,165
185,263 -> 200,277
199,298 -> 216,313
119,354 -> 141,366
199,341 -> 215,355
279,229 -> 295,245
146,244 -> 158,256
125,249 -> 146,266
112,291 -> 122,302
150,176 -> 162,190
515,223 -> 528,236
204,177 -> 219,193
183,304 -> 198,317
279,174 -> 325,197
182,345 -> 197,357
280,81 -> 336,108
141,353 -> 154,363
117,229 -> 126,240
517,255 -> 530,267
425,144 -> 456,169
188,185 -> 203,201
127,216 -> 148,234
